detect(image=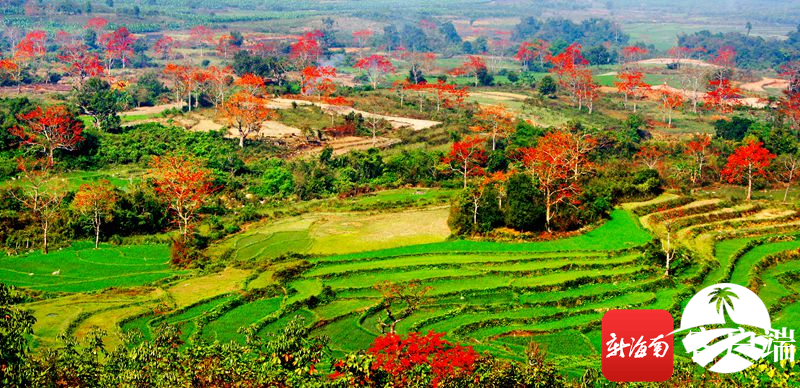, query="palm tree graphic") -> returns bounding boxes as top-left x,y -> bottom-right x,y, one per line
709,286 -> 739,326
